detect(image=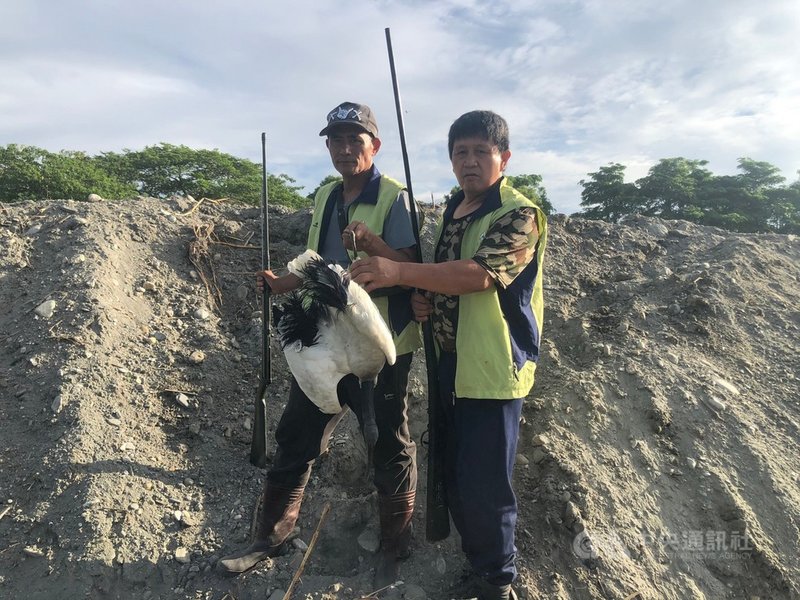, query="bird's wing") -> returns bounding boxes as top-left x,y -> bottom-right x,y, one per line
284,342 -> 344,414
344,279 -> 397,366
